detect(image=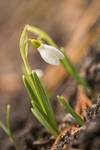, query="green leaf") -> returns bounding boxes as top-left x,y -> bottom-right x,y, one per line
58,96 -> 84,126
0,106 -> 16,146
20,26 -> 28,58
20,25 -> 60,137
23,74 -> 45,113
23,74 -> 59,136
32,72 -> 58,129
31,100 -> 59,134
31,107 -> 58,137
23,75 -> 40,106
0,121 -> 10,136
23,72 -> 49,114
60,50 -> 91,95
20,27 -> 31,74
6,105 -> 11,134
